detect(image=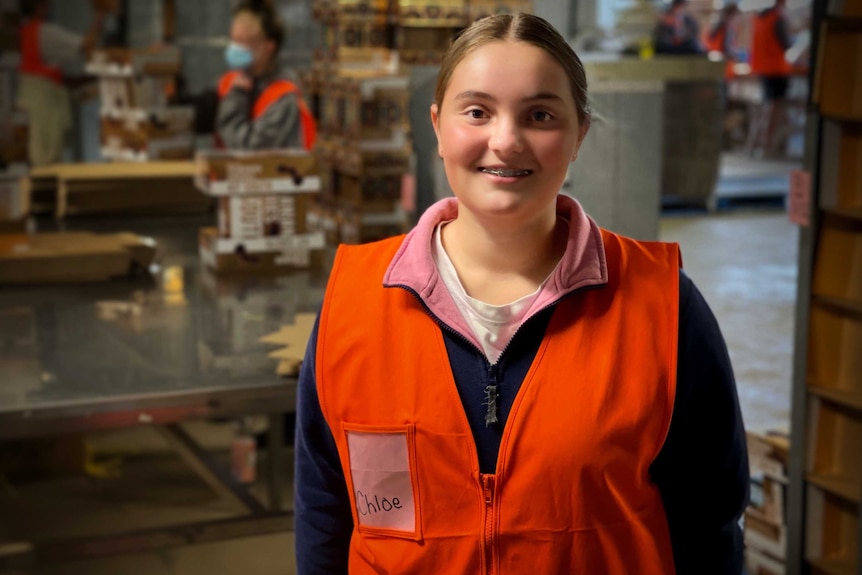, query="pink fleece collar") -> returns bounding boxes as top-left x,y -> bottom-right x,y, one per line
383,195 -> 608,352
